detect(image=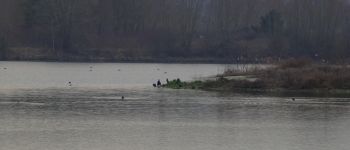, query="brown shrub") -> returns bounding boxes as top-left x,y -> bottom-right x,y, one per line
262,65 -> 350,89
277,58 -> 312,69
220,60 -> 350,90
